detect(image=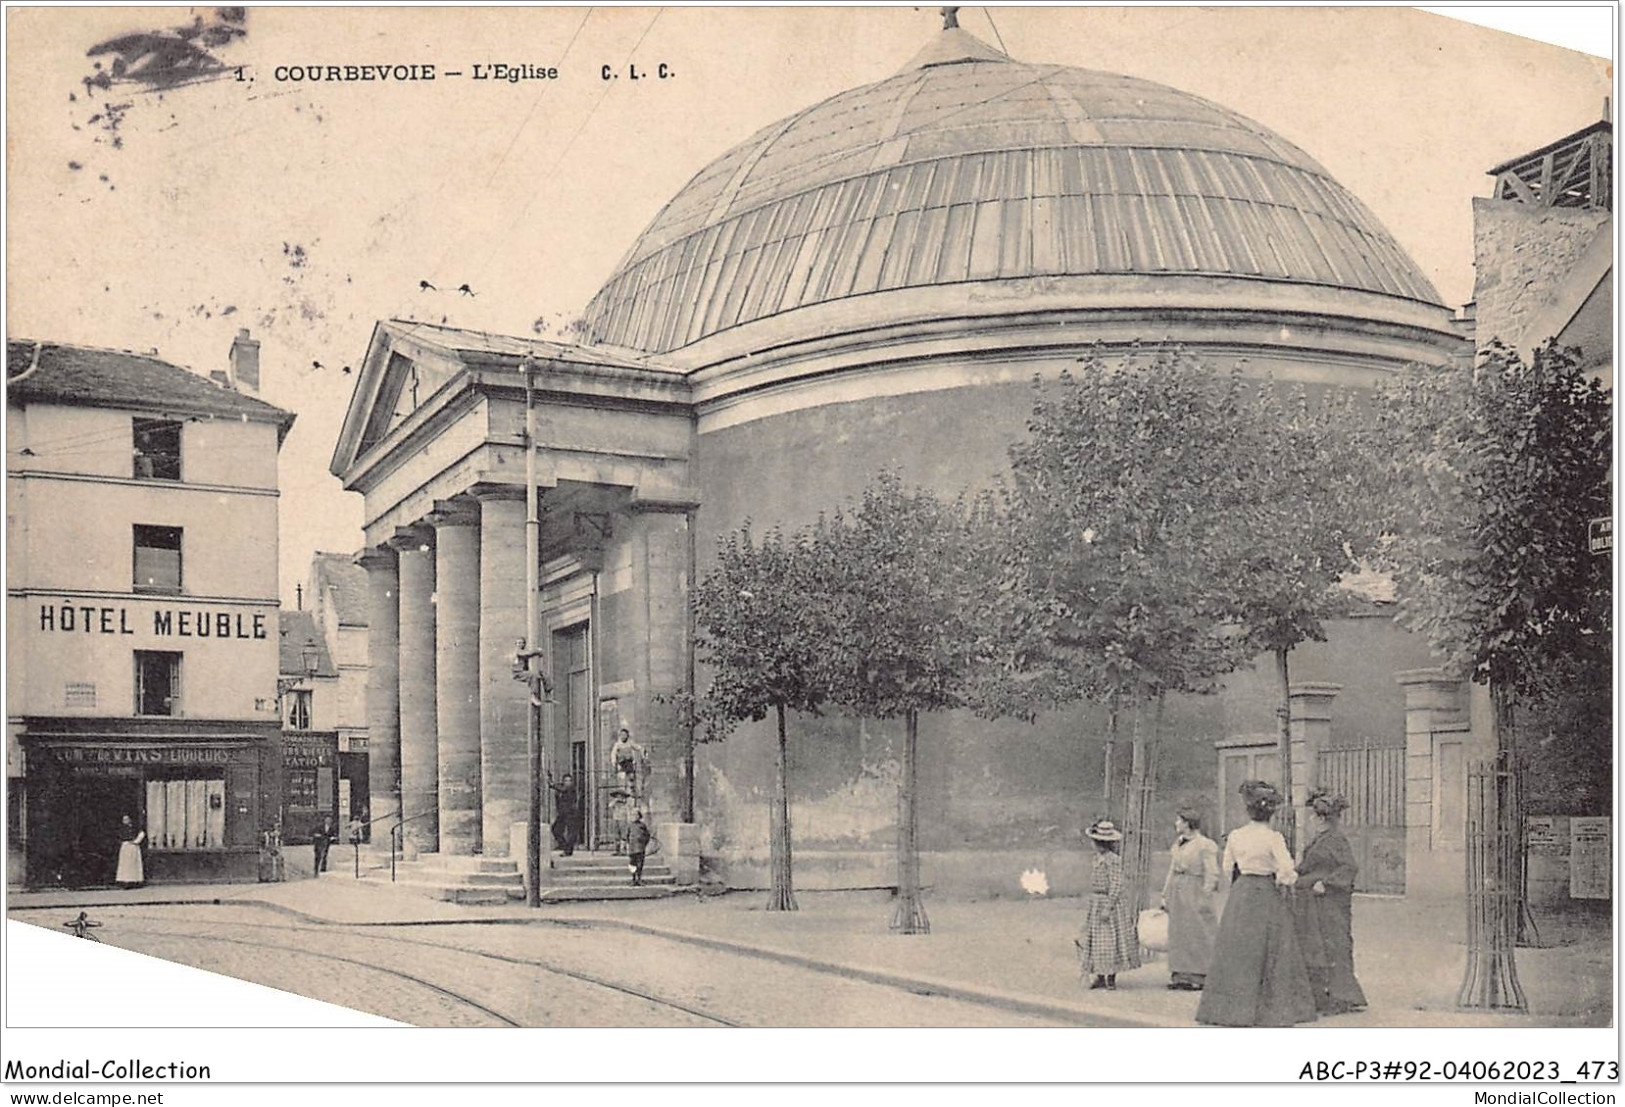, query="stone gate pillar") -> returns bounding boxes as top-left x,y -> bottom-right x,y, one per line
356,546 -> 400,830
432,501 -> 483,855
1289,682 -> 1341,851
1397,668 -> 1469,898
395,527 -> 439,855
476,488 -> 530,856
